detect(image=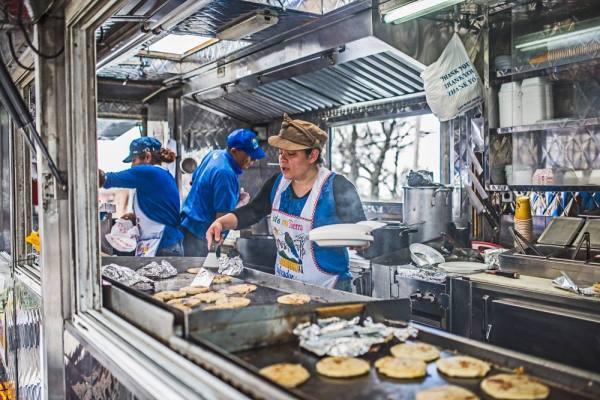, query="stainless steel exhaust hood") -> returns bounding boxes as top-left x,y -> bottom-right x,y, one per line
181,2 -> 453,122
